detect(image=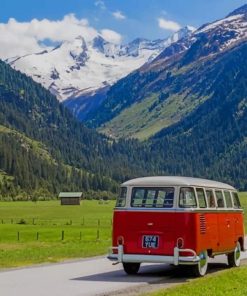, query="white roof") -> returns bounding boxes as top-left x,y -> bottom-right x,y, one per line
122,176 -> 236,190
59,192 -> 82,198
